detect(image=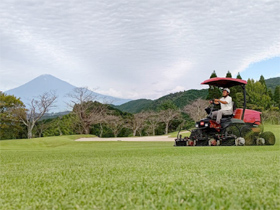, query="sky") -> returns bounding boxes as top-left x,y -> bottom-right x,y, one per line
0,0 -> 279,100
